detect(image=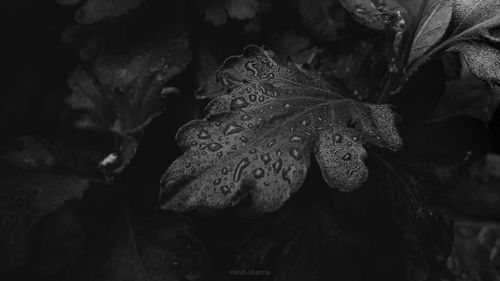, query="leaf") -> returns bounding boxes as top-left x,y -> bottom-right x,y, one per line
67,27 -> 192,176
0,136 -> 89,272
160,45 -> 402,213
372,116 -> 491,281
73,0 -> 148,24
77,212 -> 210,281
449,153 -> 500,217
299,0 -> 347,42
408,0 -> 453,63
338,0 -> 400,31
198,0 -> 260,26
448,220 -> 500,281
431,60 -> 500,124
